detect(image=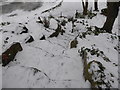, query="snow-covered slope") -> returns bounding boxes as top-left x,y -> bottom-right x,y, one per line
0,0 -> 119,88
